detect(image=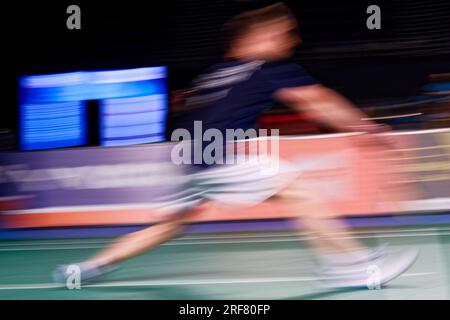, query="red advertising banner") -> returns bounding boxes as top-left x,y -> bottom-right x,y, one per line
1,129 -> 449,228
